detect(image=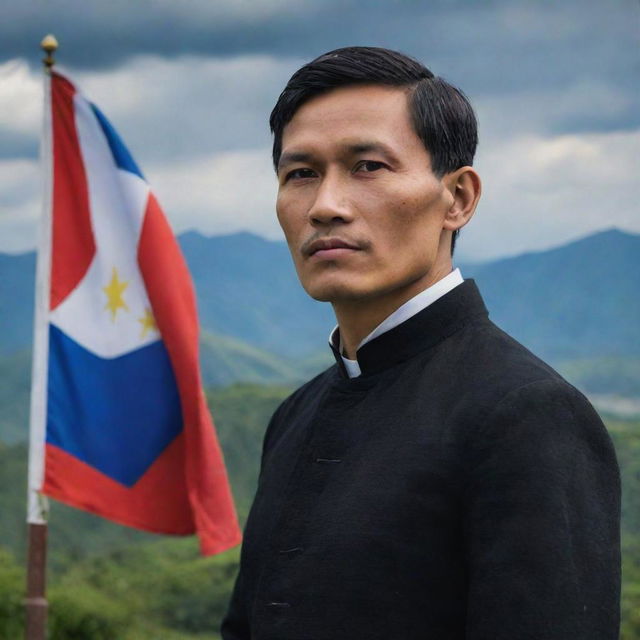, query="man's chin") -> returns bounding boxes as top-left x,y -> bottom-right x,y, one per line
302,281 -> 374,304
